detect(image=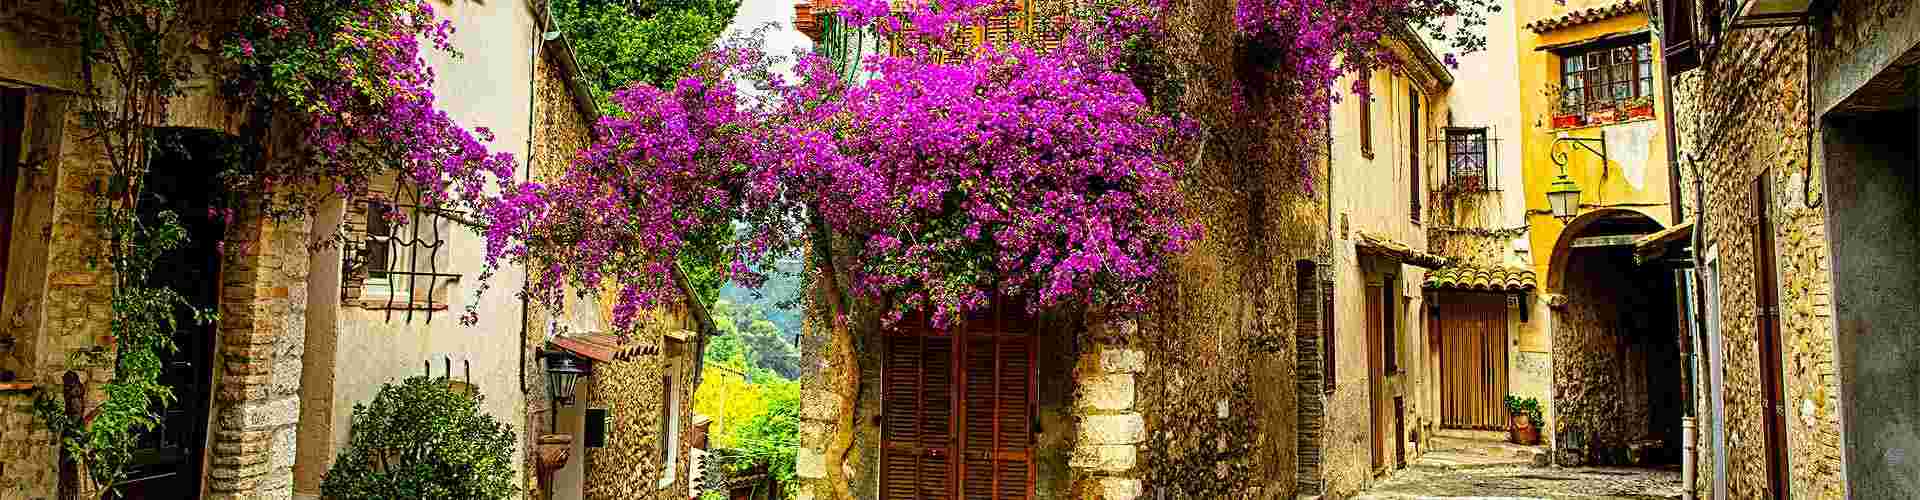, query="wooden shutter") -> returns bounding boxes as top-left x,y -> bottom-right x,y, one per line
883,331 -> 955,499
1752,176 -> 1789,498
1323,280 -> 1336,393
959,331 -> 1034,500
982,0 -> 1026,49
1409,86 -> 1422,222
